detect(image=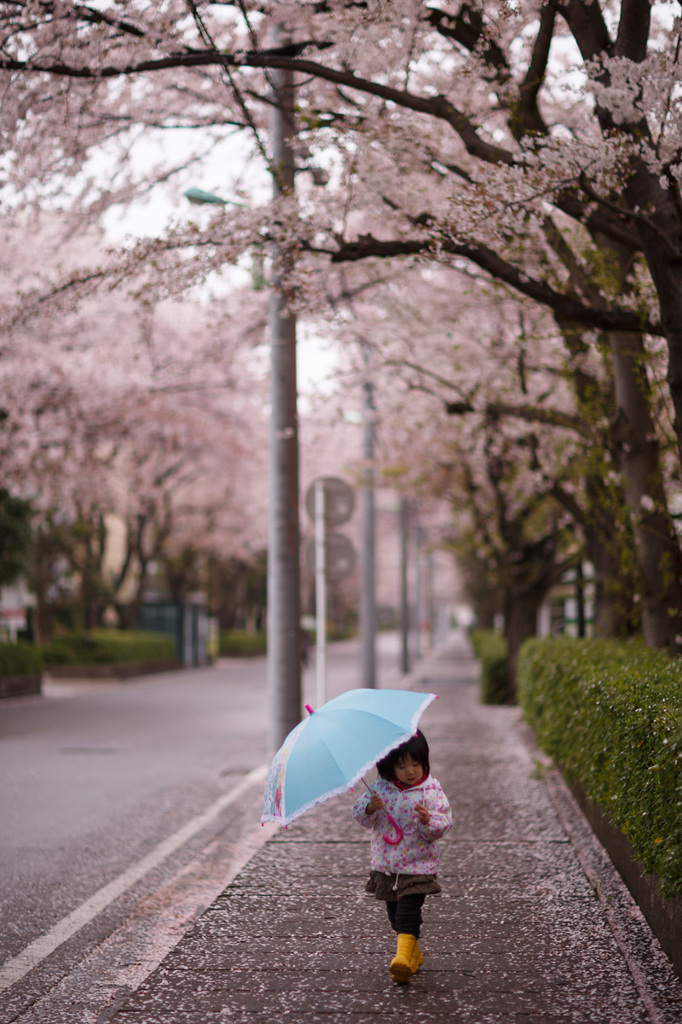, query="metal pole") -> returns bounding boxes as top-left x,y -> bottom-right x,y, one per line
415,523 -> 424,660
315,479 -> 327,706
360,366 -> 377,688
267,30 -> 301,753
426,550 -> 434,653
400,497 -> 410,675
